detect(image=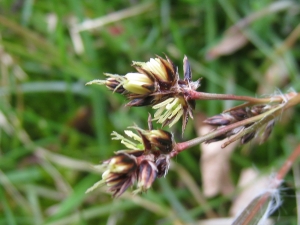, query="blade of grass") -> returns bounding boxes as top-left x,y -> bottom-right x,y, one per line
205,0 -> 219,116
45,174 -> 99,223
26,184 -> 44,225
159,178 -> 195,223
0,186 -> 17,225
